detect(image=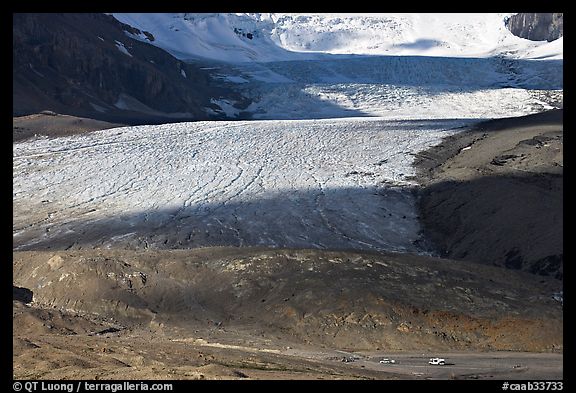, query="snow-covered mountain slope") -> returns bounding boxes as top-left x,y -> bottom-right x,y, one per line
111,13 -> 562,121
112,13 -> 562,63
